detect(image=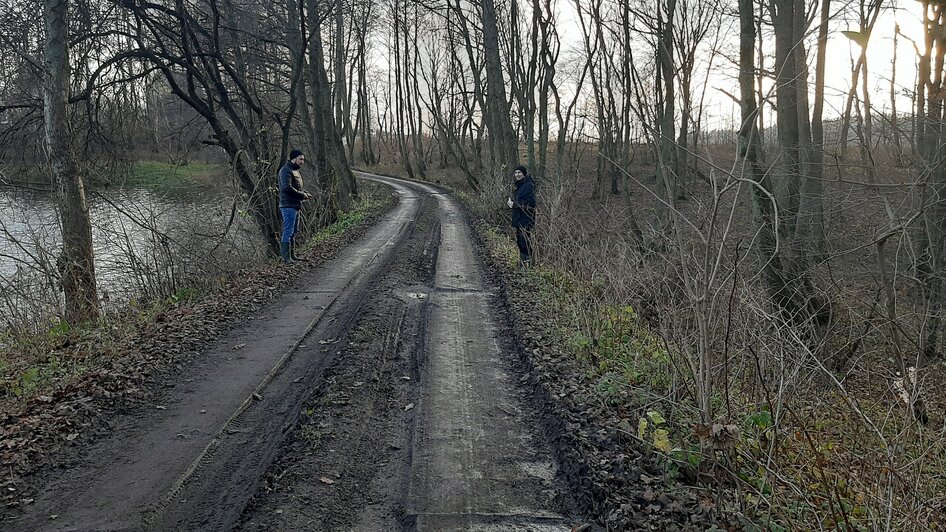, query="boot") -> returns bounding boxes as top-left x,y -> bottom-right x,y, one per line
280,242 -> 293,264
519,251 -> 532,268
290,239 -> 306,261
